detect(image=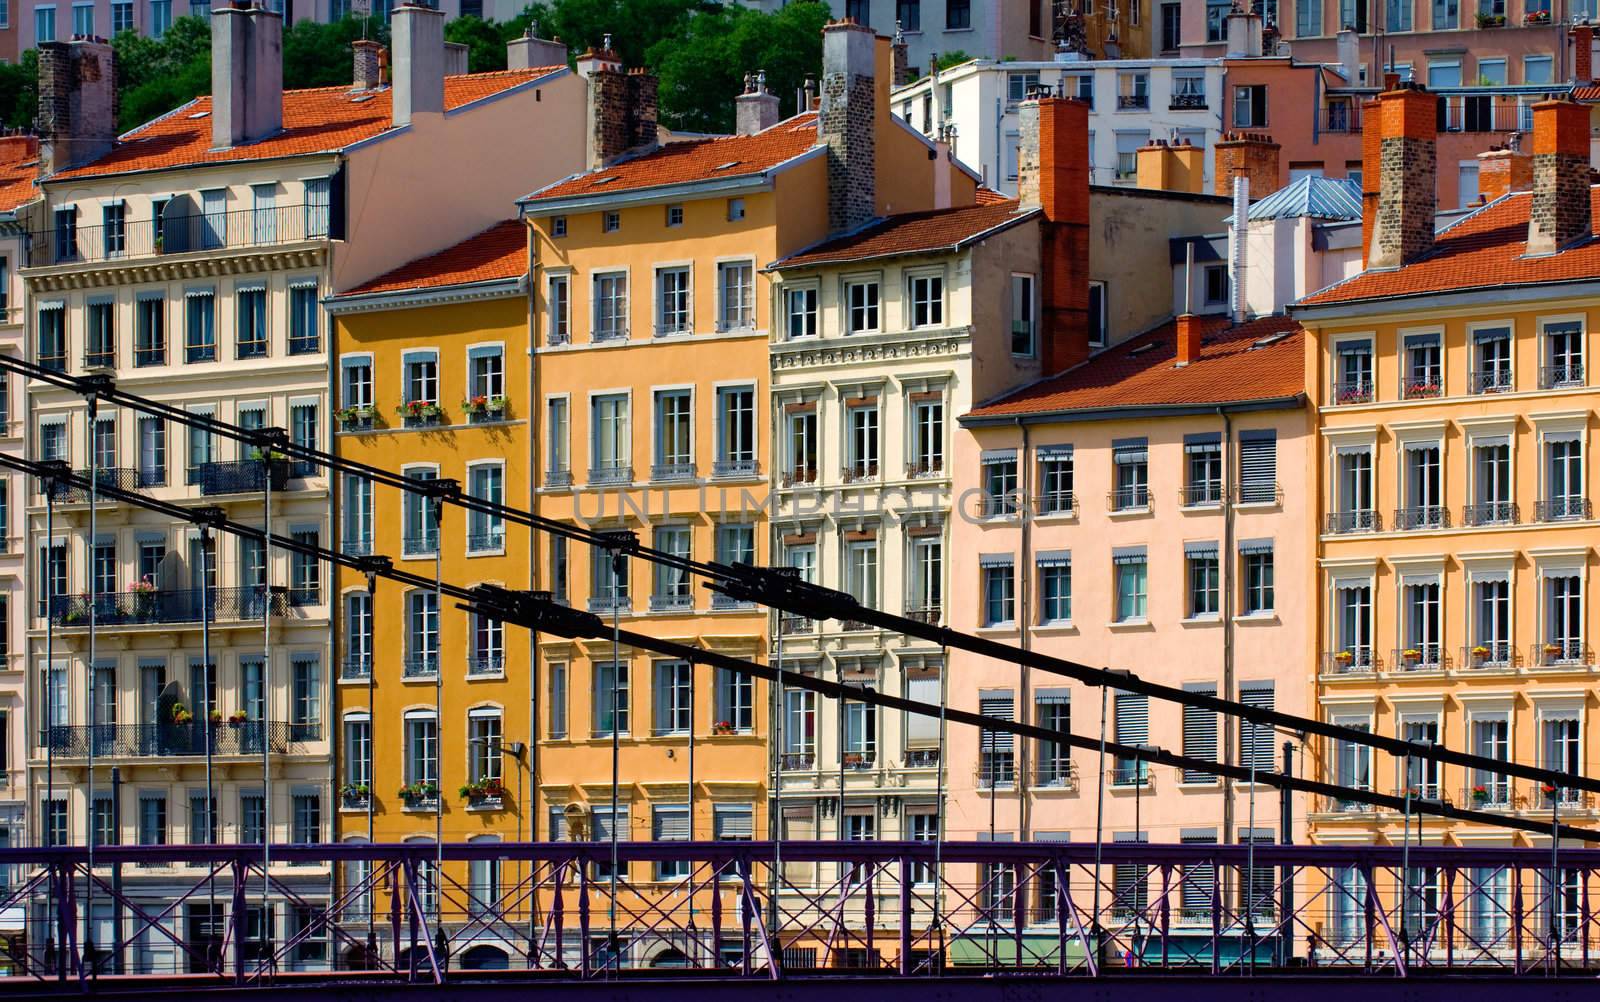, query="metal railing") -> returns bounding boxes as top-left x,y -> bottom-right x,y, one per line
340,655 -> 372,681
588,464 -> 632,485
195,459 -> 291,495
841,751 -> 876,770
1400,378 -> 1442,400
1169,92 -> 1207,109
545,469 -> 572,488
1471,367 -> 1513,394
588,595 -> 630,614
1461,641 -> 1512,669
779,614 -> 813,635
1325,509 -> 1379,534
402,532 -> 439,556
778,752 -> 815,770
781,466 -> 818,488
45,467 -> 142,502
38,720 -> 299,757
975,762 -> 1017,789
1323,646 -> 1375,673
651,463 -> 696,483
1234,482 -> 1283,505
402,654 -> 439,679
1391,643 -> 1444,671
1462,501 -> 1518,526
1036,490 -> 1075,515
1108,486 -> 1150,511
1393,505 -> 1449,531
1117,94 -> 1150,109
133,342 -> 166,368
28,204 -> 327,267
906,459 -> 943,478
466,655 -> 504,677
978,493 -> 1020,518
342,536 -> 373,556
1331,379 -> 1373,405
713,459 -> 759,479
1542,363 -> 1585,389
1533,640 -> 1592,668
1537,497 -> 1592,521
650,594 -> 693,612
592,326 -> 629,343
710,593 -> 756,611
1463,781 -> 1513,810
1180,482 -> 1224,507
841,462 -> 879,484
905,606 -> 941,626
1033,760 -> 1078,790
47,585 -> 282,626
905,748 -> 940,768
467,530 -> 505,553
